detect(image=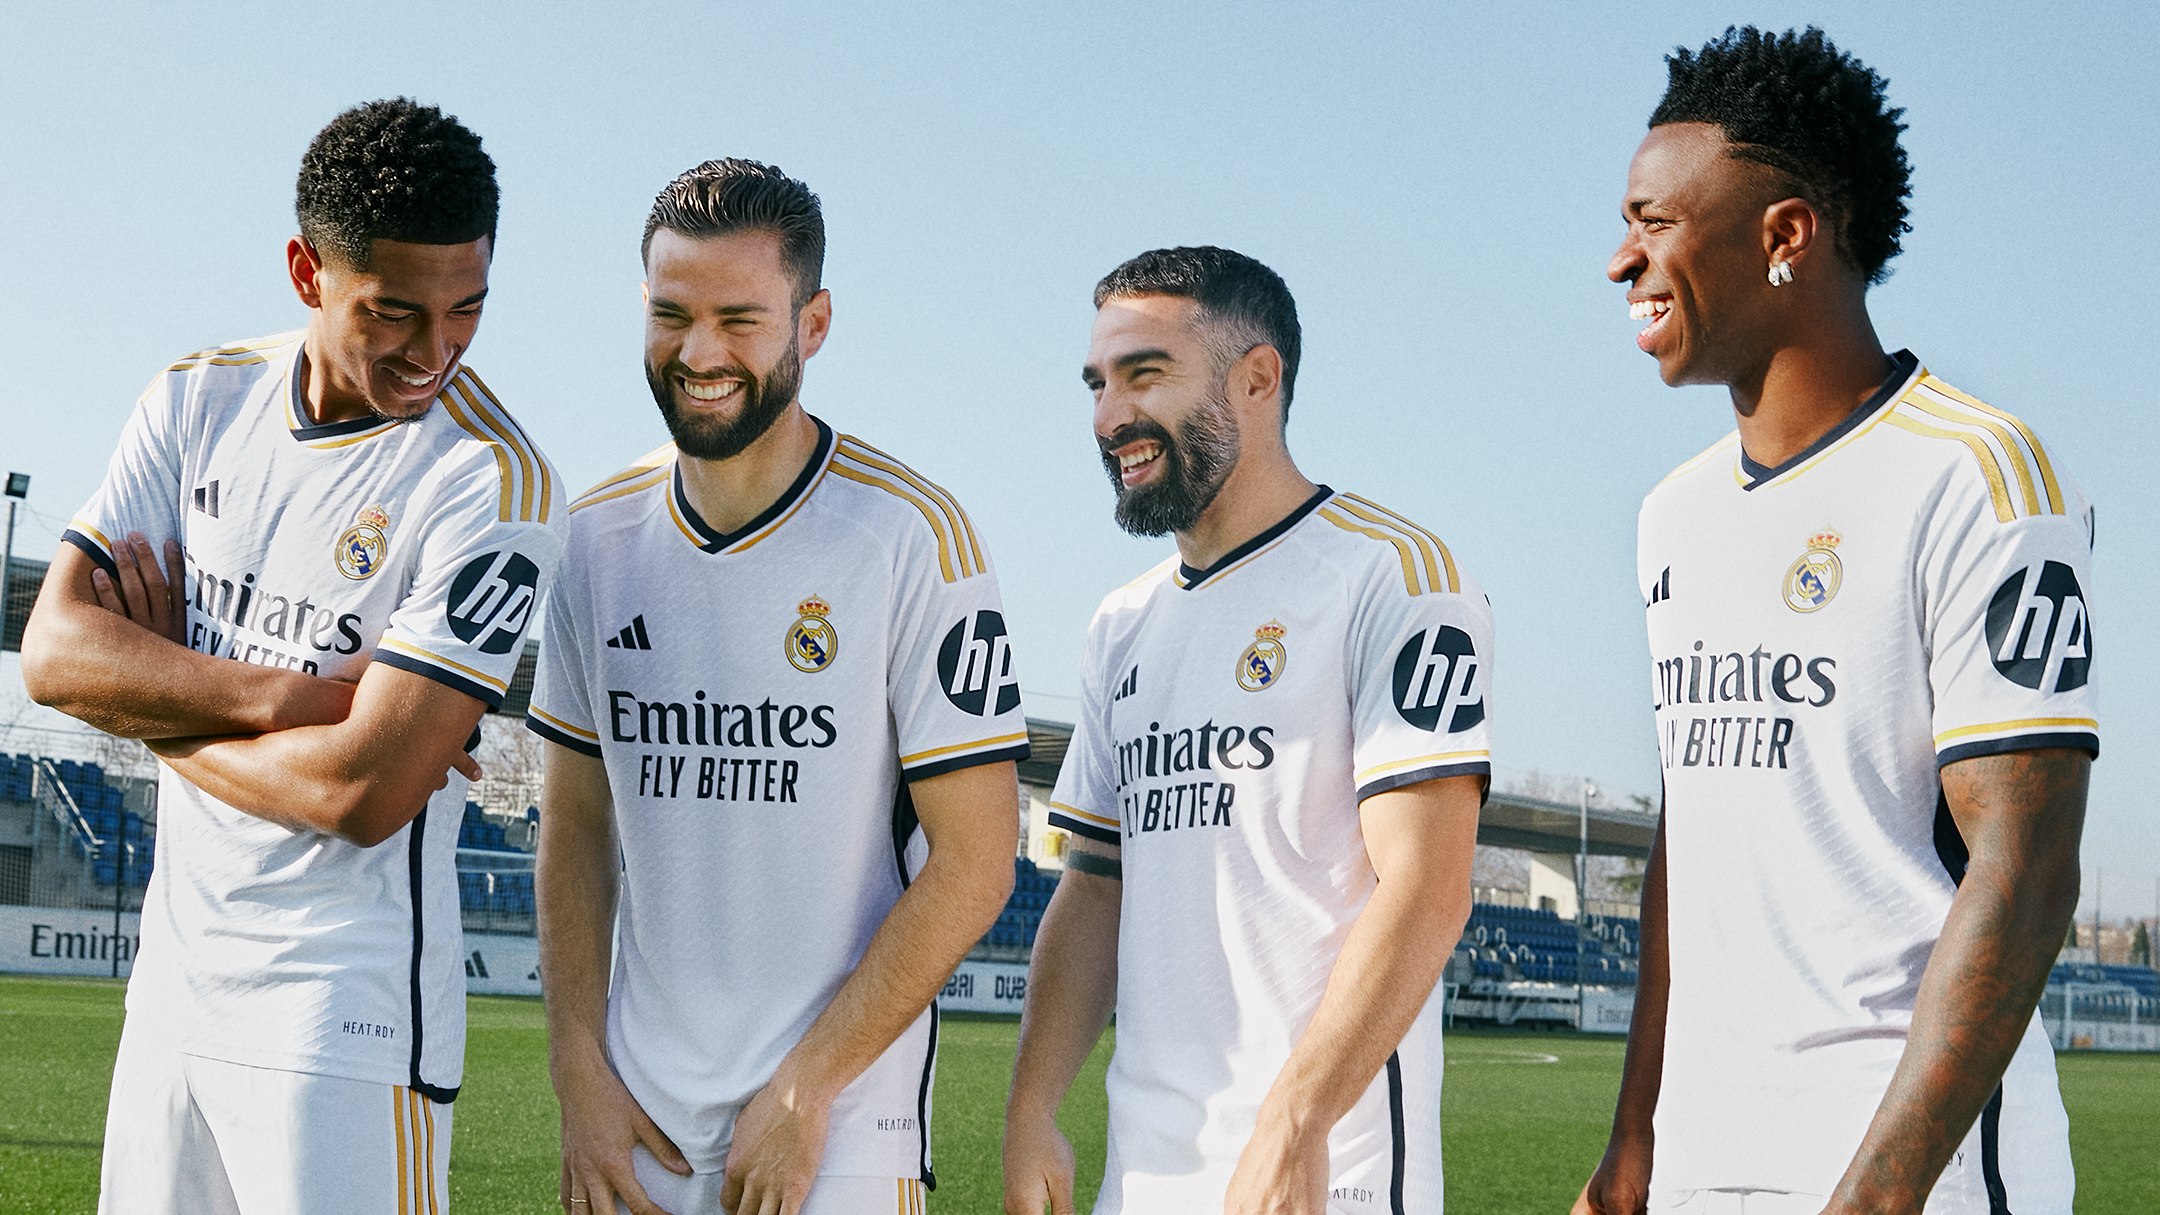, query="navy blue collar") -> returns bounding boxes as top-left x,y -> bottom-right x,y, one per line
1739,349 -> 1918,488
672,416 -> 835,552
